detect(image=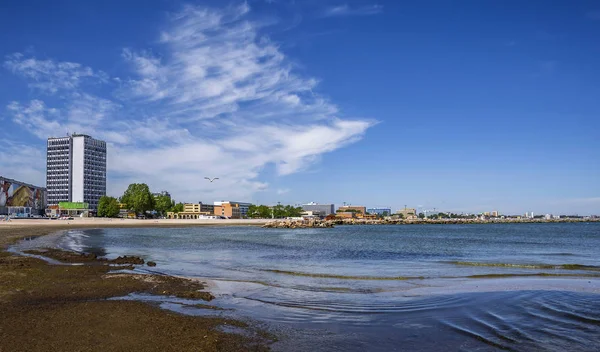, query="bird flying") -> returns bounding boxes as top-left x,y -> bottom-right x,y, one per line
204,177 -> 219,182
